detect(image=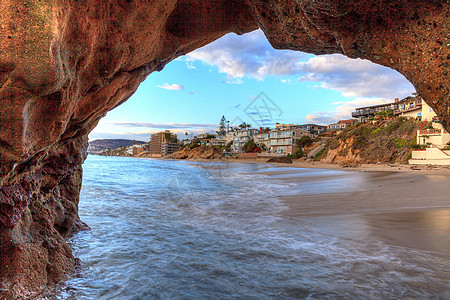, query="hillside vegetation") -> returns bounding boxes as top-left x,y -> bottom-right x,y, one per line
316,117 -> 420,165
